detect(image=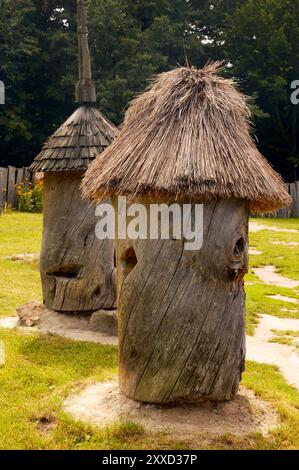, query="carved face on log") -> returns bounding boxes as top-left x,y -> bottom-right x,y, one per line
41,172 -> 116,312
114,198 -> 249,404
